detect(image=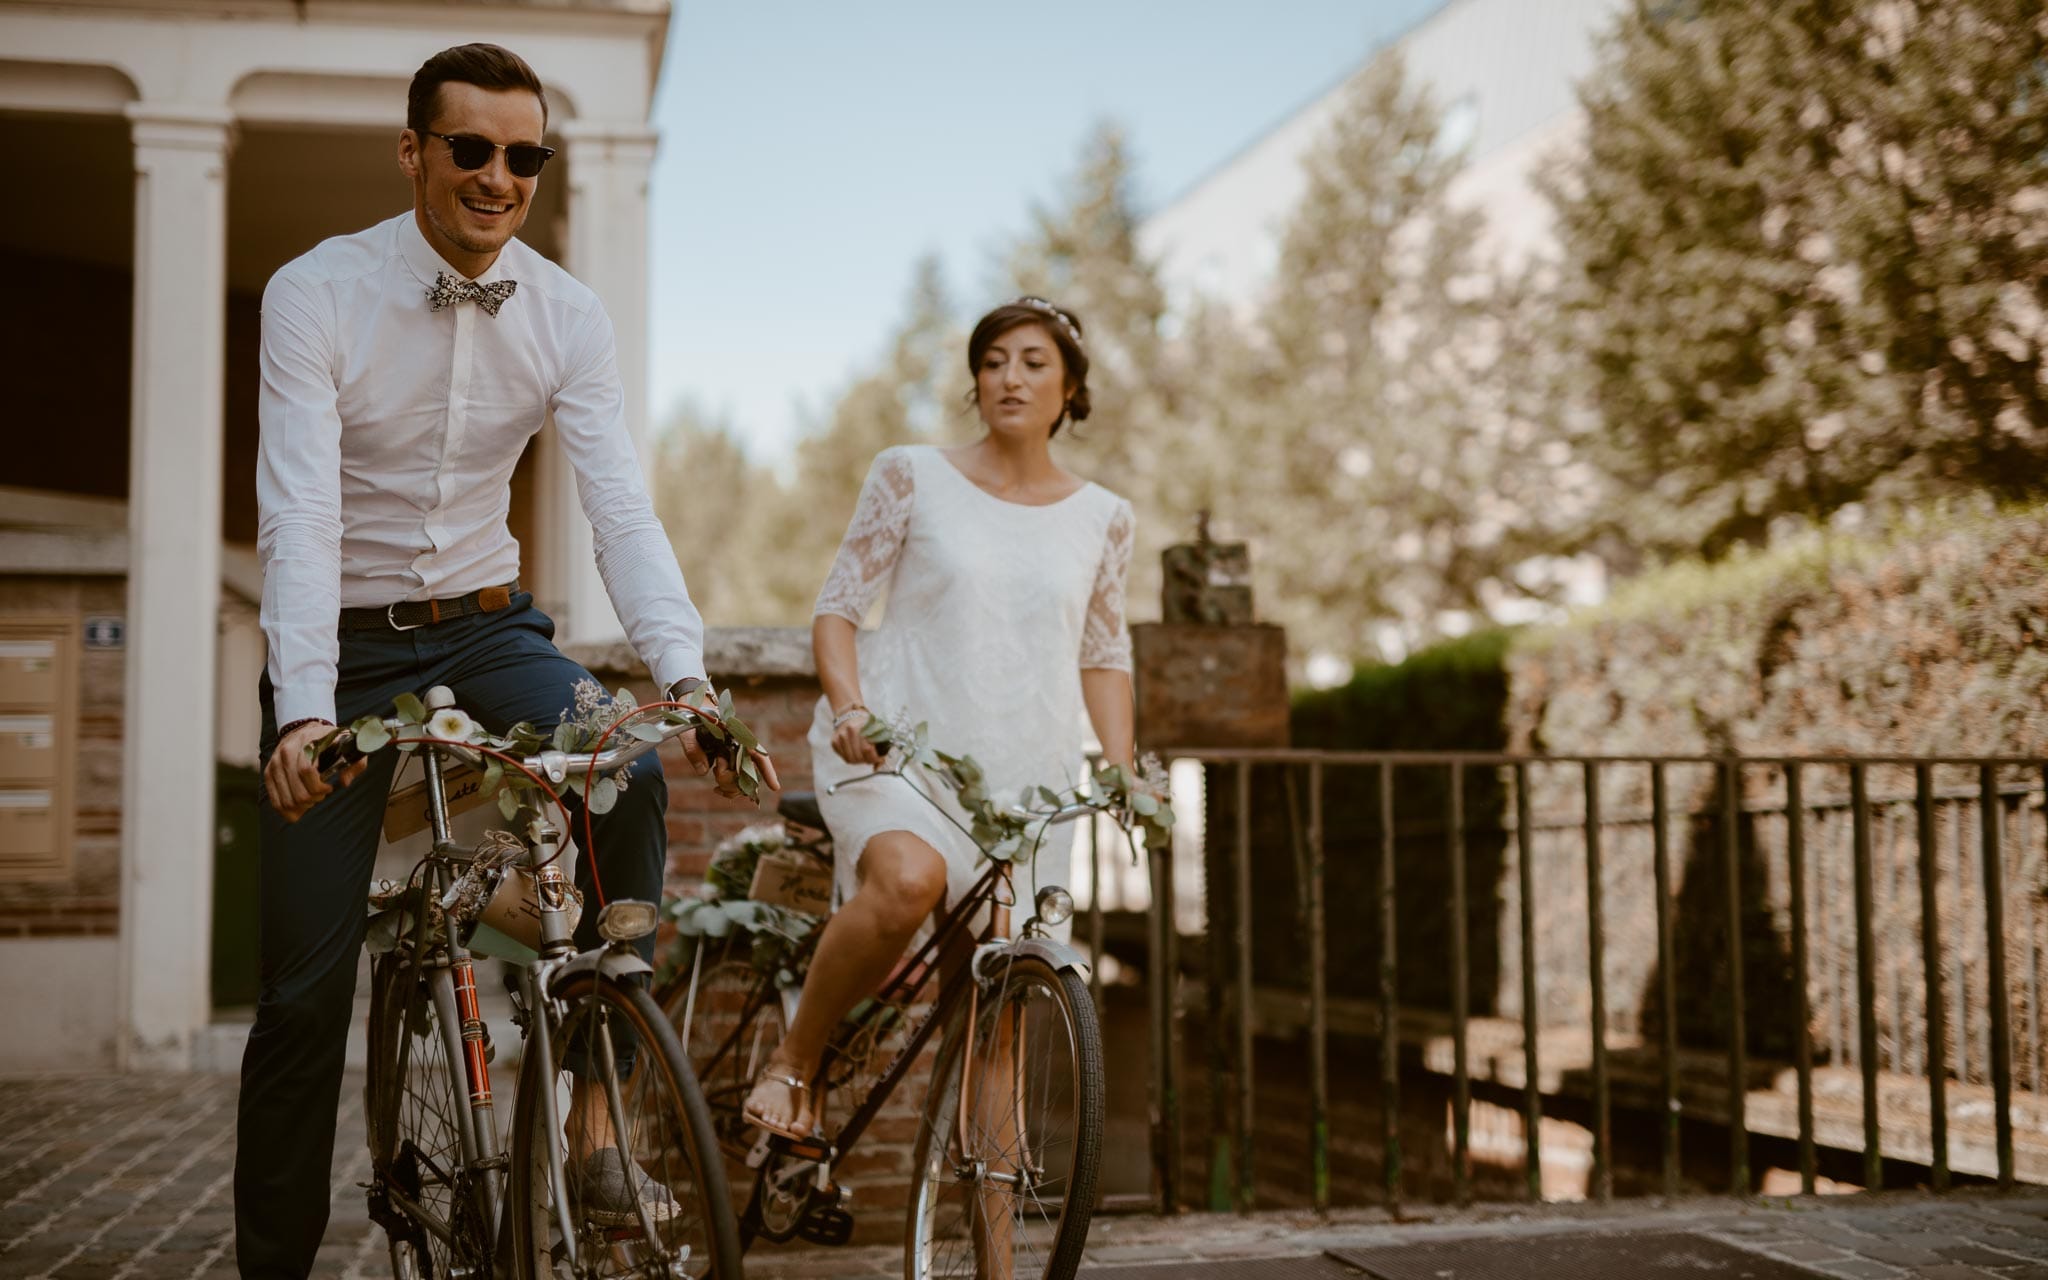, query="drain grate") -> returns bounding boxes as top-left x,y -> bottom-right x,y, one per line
1327,1231 -> 1824,1280
1084,1255 -> 1372,1278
